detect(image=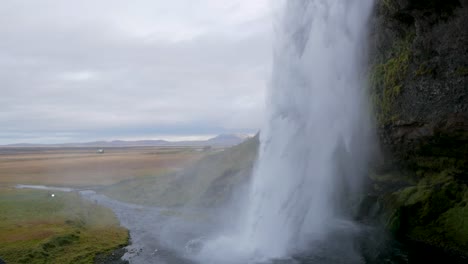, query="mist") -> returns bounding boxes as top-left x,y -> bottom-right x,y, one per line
153,0 -> 375,263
